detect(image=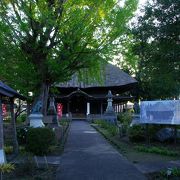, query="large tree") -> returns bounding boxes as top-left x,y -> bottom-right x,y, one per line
0,0 -> 137,113
132,0 -> 180,100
